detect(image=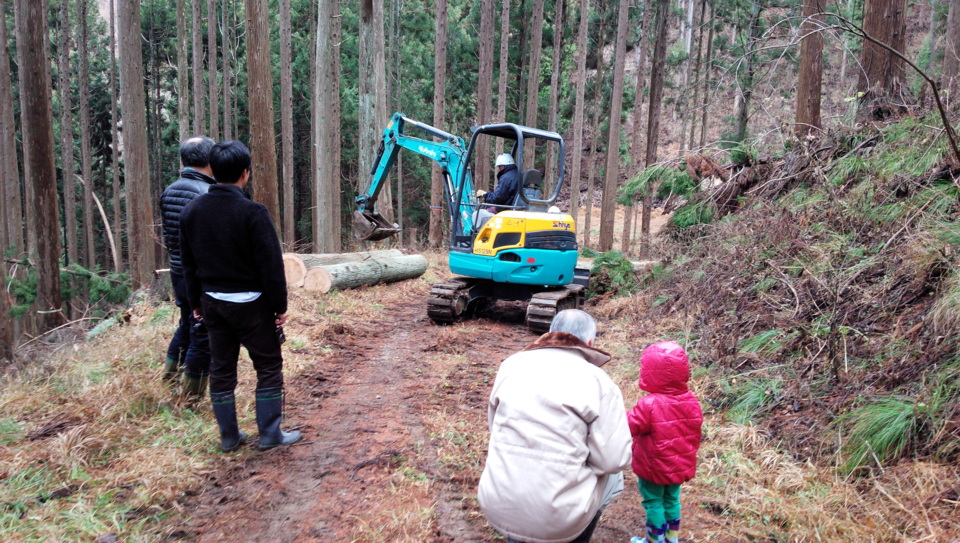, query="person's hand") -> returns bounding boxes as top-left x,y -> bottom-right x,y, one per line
476,189 -> 487,198
192,309 -> 203,321
275,313 -> 287,326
